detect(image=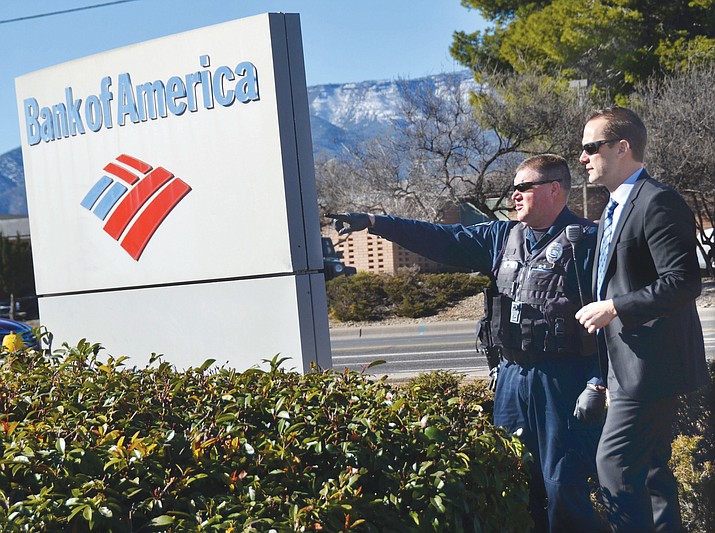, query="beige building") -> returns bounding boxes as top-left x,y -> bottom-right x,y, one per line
324,225 -> 450,274
0,215 -> 31,240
